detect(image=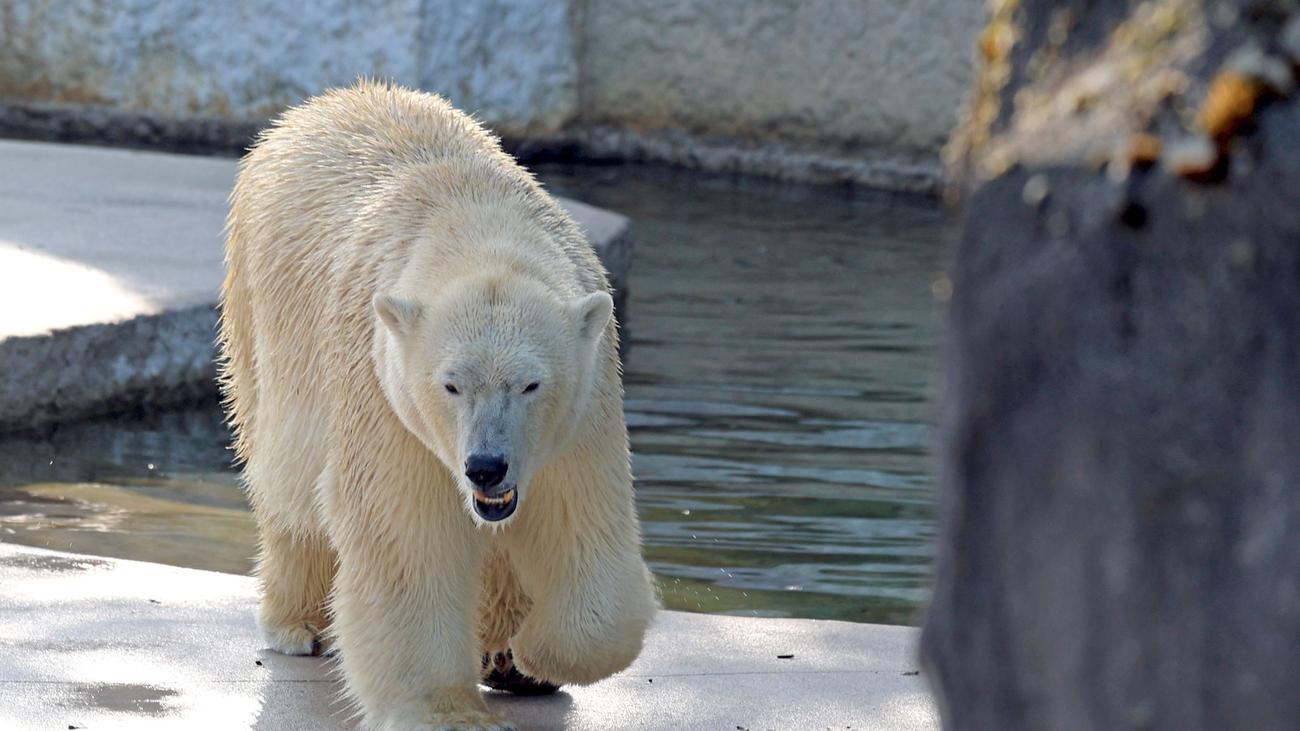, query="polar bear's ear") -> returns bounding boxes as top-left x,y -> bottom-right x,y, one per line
572,291 -> 614,347
374,294 -> 423,335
